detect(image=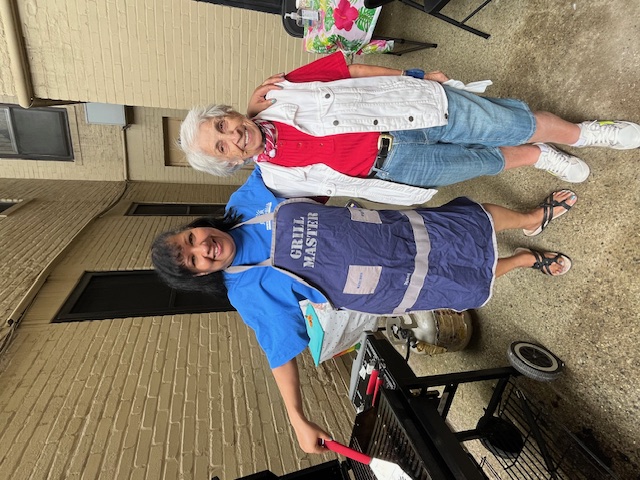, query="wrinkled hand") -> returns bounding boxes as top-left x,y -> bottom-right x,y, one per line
293,418 -> 332,454
424,70 -> 450,83
247,73 -> 285,117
